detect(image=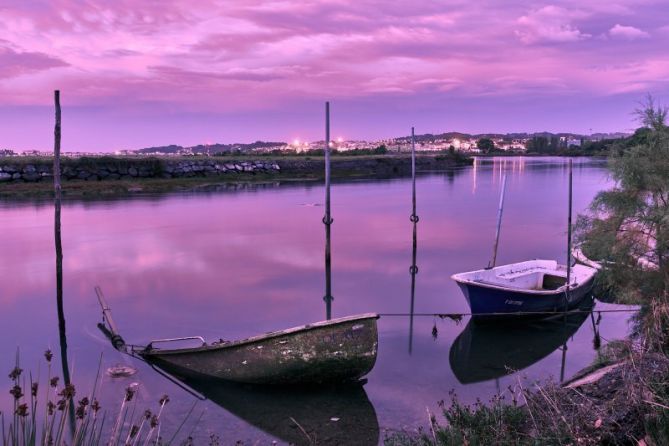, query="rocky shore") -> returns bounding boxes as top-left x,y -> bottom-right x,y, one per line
0,154 -> 471,184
